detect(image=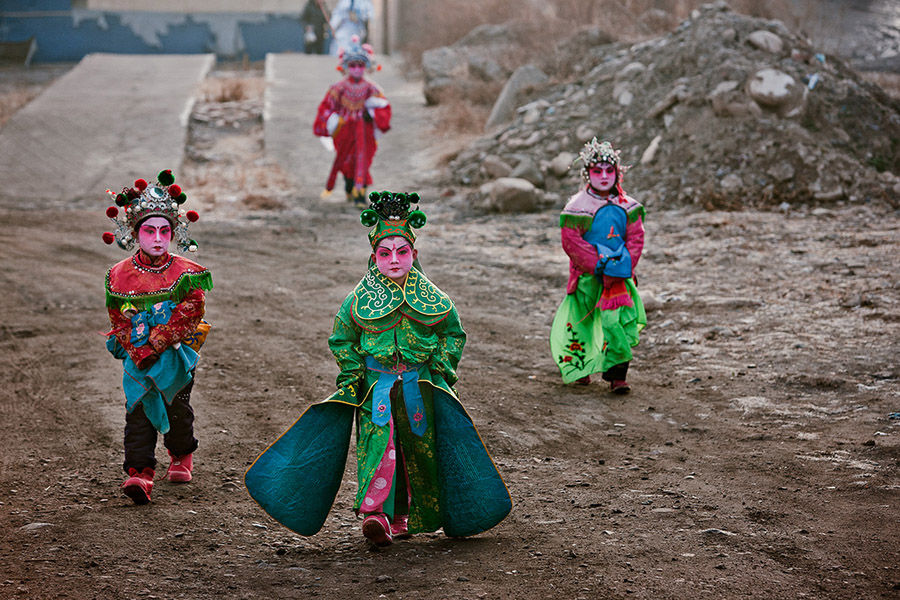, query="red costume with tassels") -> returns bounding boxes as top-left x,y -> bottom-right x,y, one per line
101,170 -> 212,505
106,252 -> 209,369
313,76 -> 391,195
